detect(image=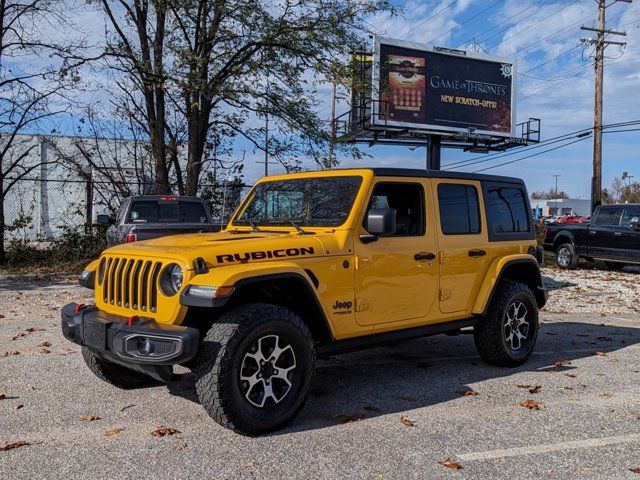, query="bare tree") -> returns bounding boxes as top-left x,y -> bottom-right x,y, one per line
0,0 -> 82,262
94,0 -> 391,196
